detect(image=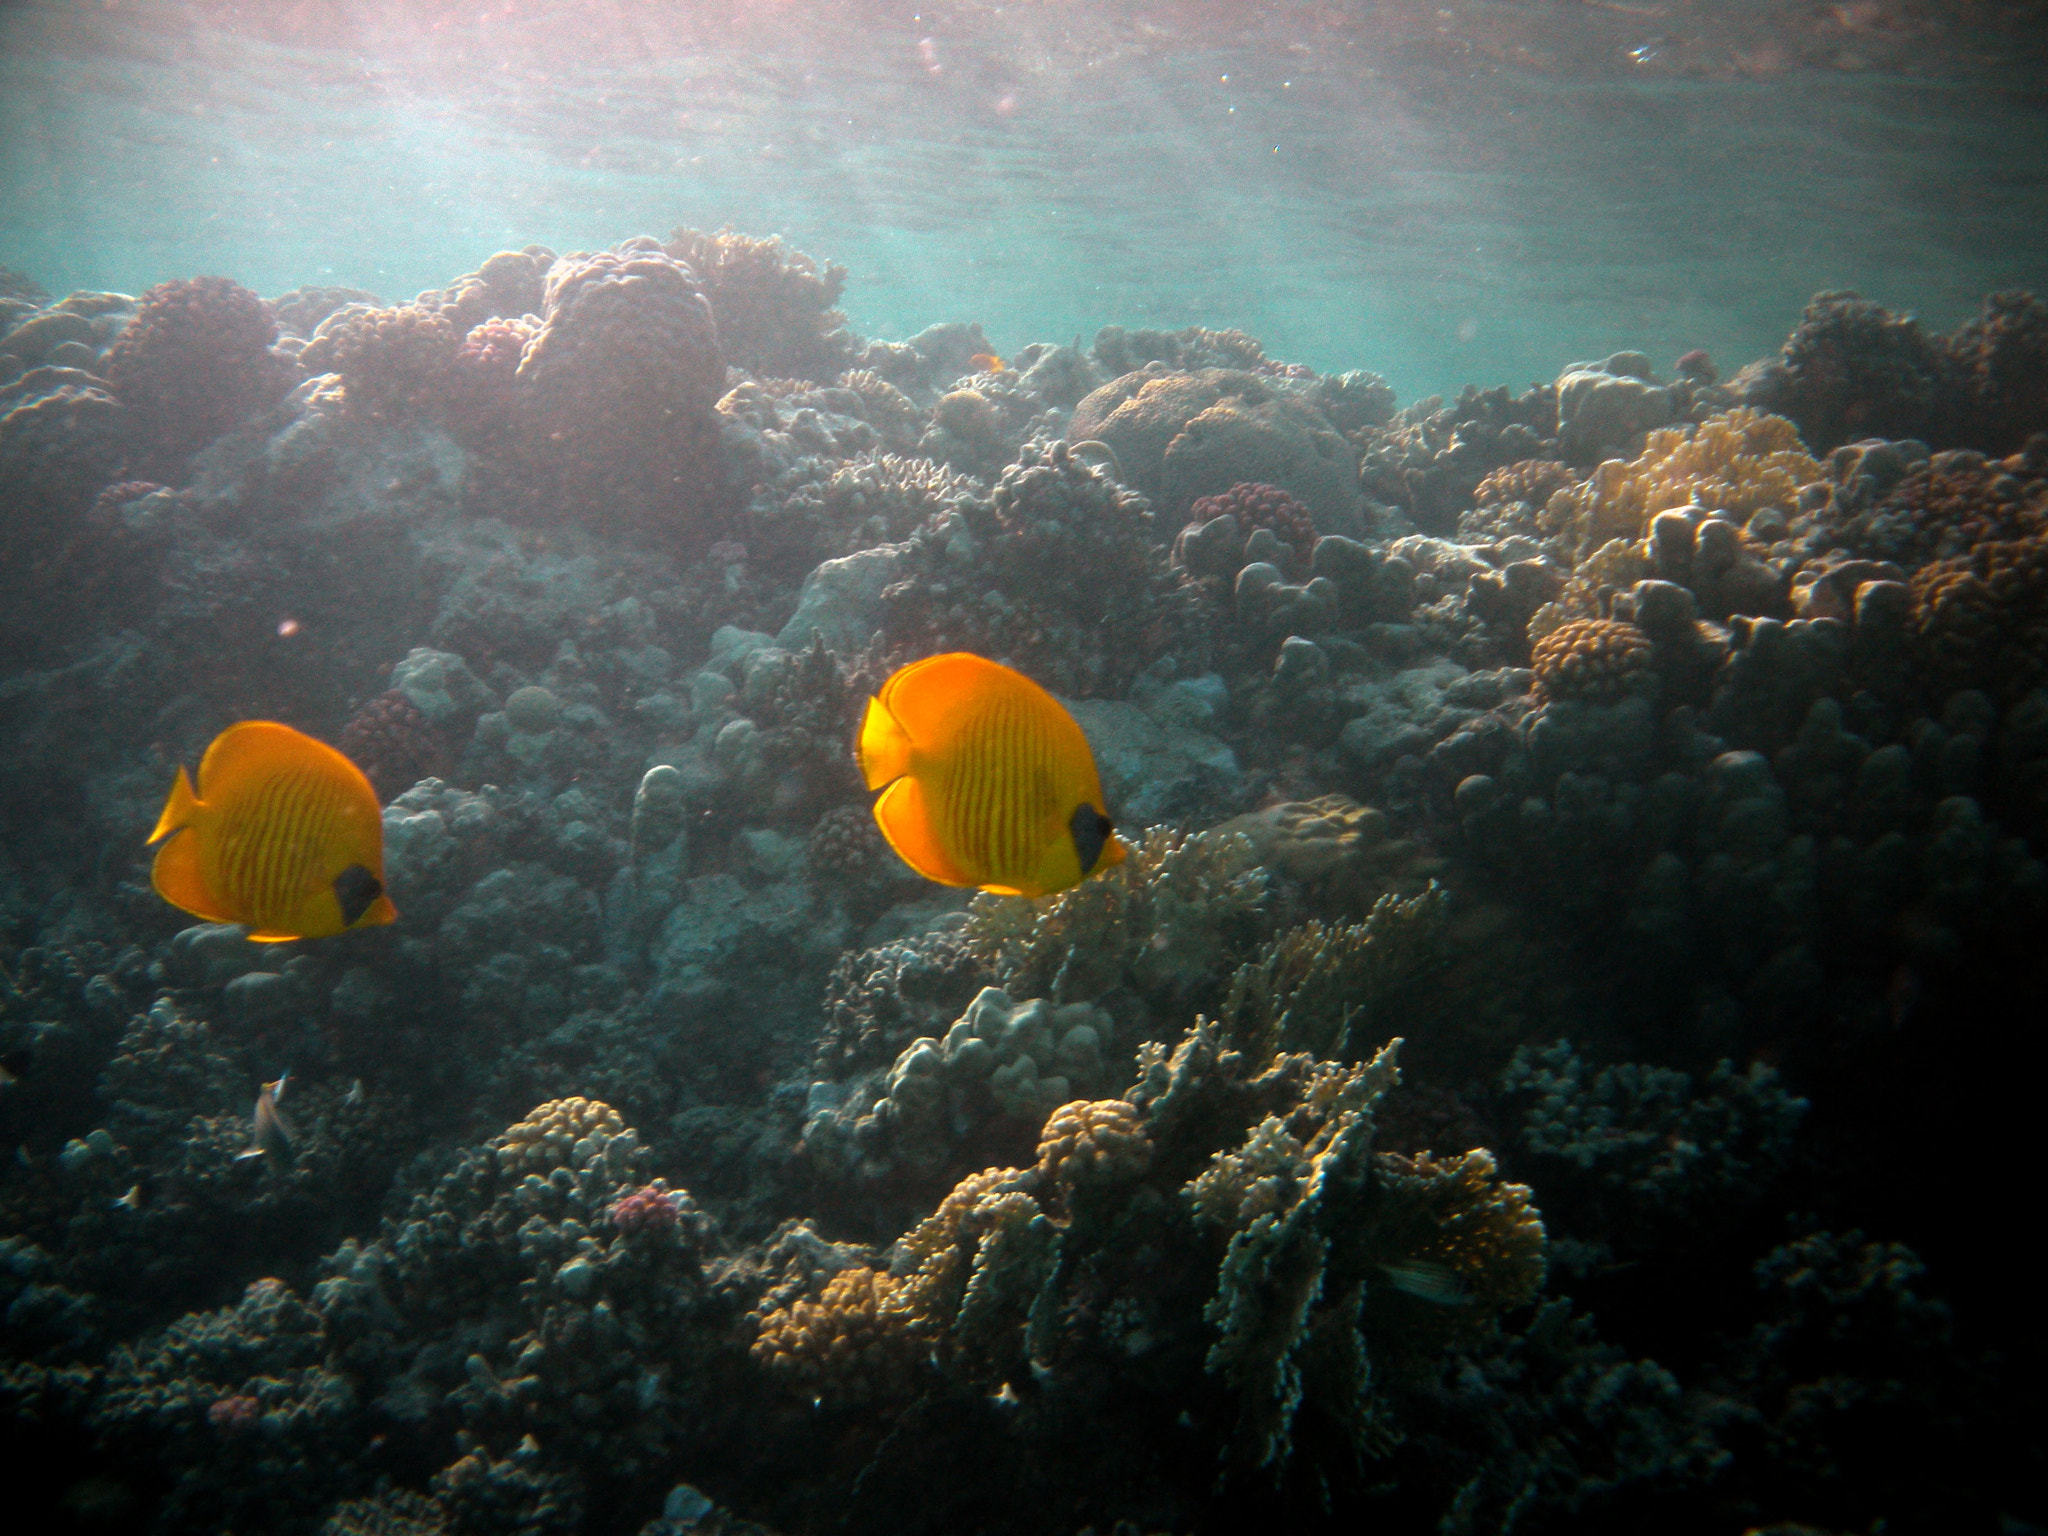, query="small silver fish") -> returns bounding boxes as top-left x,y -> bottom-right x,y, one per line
342,1078 -> 365,1108
1378,1259 -> 1471,1307
112,1183 -> 145,1211
234,1073 -> 296,1167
